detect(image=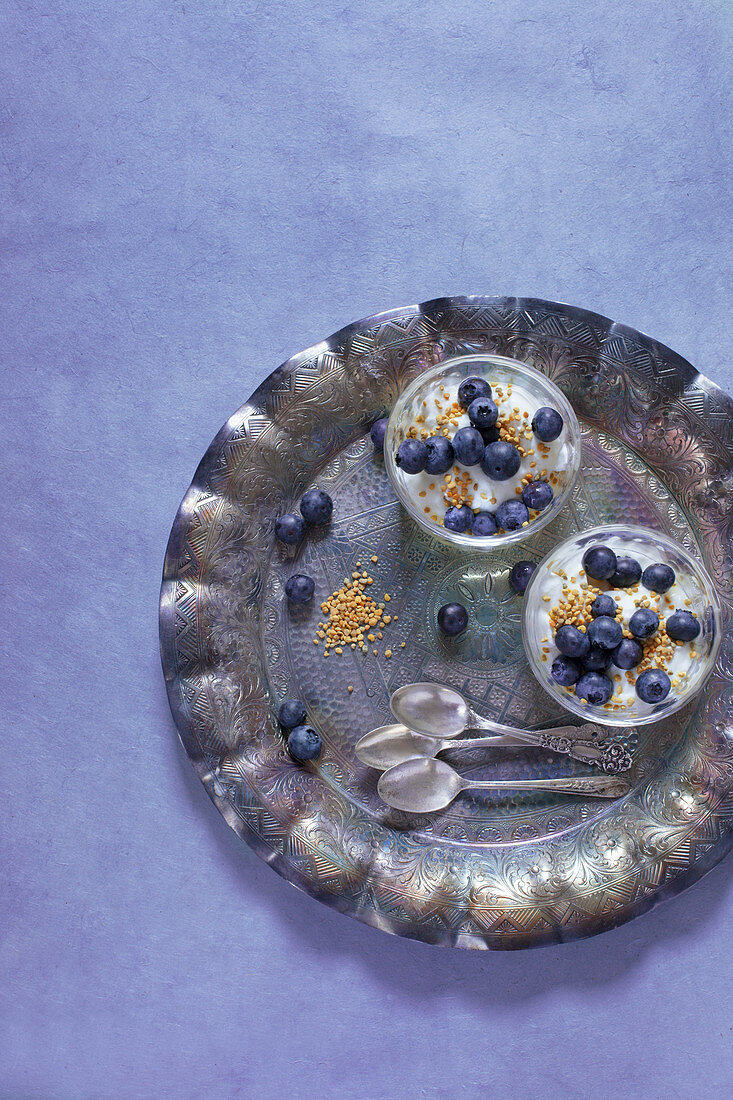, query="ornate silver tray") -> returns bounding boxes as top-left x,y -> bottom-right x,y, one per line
159,296 -> 733,949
